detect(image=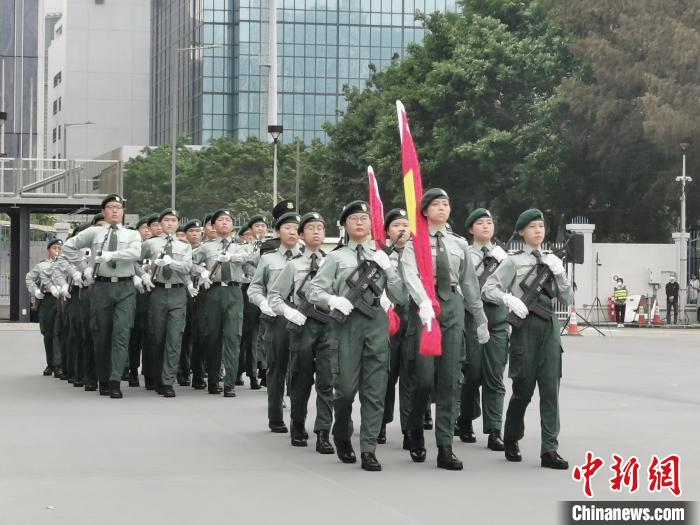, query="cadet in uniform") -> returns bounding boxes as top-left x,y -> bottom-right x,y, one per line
482,208 -> 572,469
127,215 -> 153,387
400,189 -> 489,470
61,194 -> 142,399
178,219 -> 203,386
236,217 -> 261,389
268,212 -> 335,453
456,208 -> 509,451
308,200 -> 406,472
248,211 -> 302,432
147,214 -> 163,238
